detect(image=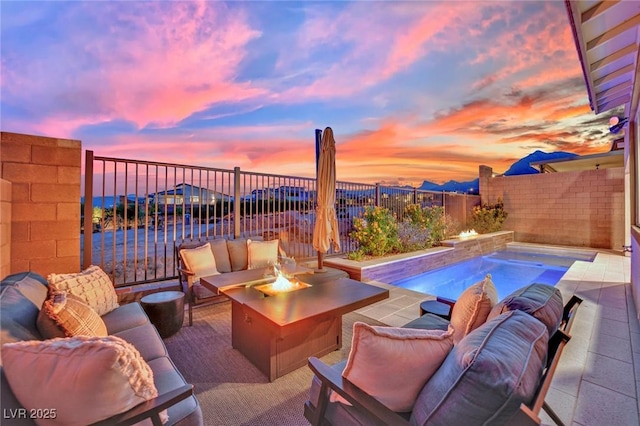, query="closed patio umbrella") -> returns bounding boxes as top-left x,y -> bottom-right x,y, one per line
313,127 -> 340,271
